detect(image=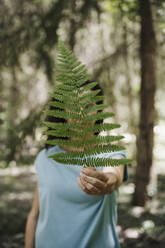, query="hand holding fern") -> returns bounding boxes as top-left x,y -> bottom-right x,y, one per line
77,167 -> 120,196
